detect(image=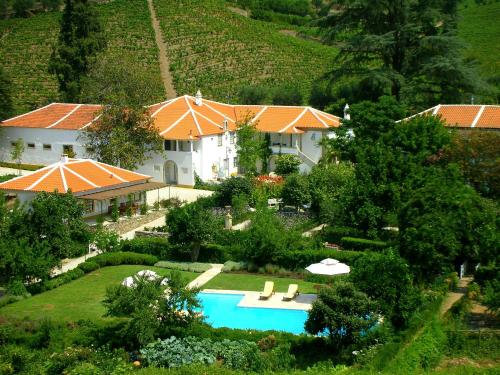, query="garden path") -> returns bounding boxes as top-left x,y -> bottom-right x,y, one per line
51,250 -> 101,277
302,224 -> 327,237
440,276 -> 473,316
188,264 -> 224,289
147,0 -> 177,99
